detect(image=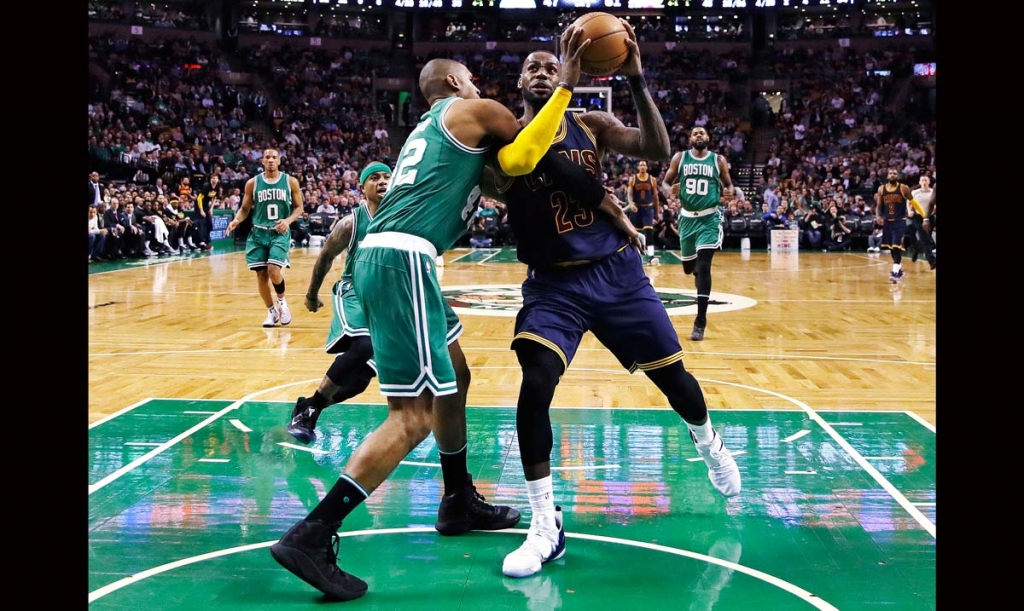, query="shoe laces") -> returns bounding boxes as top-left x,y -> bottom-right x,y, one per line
466,485 -> 495,512
308,525 -> 341,571
519,524 -> 558,558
